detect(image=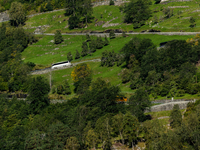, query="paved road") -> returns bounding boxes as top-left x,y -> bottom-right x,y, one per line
36,32 -> 200,36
